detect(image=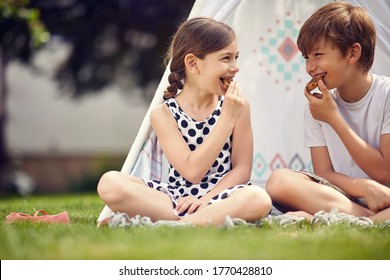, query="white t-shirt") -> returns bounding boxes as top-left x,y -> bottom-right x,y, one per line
304,74 -> 390,179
